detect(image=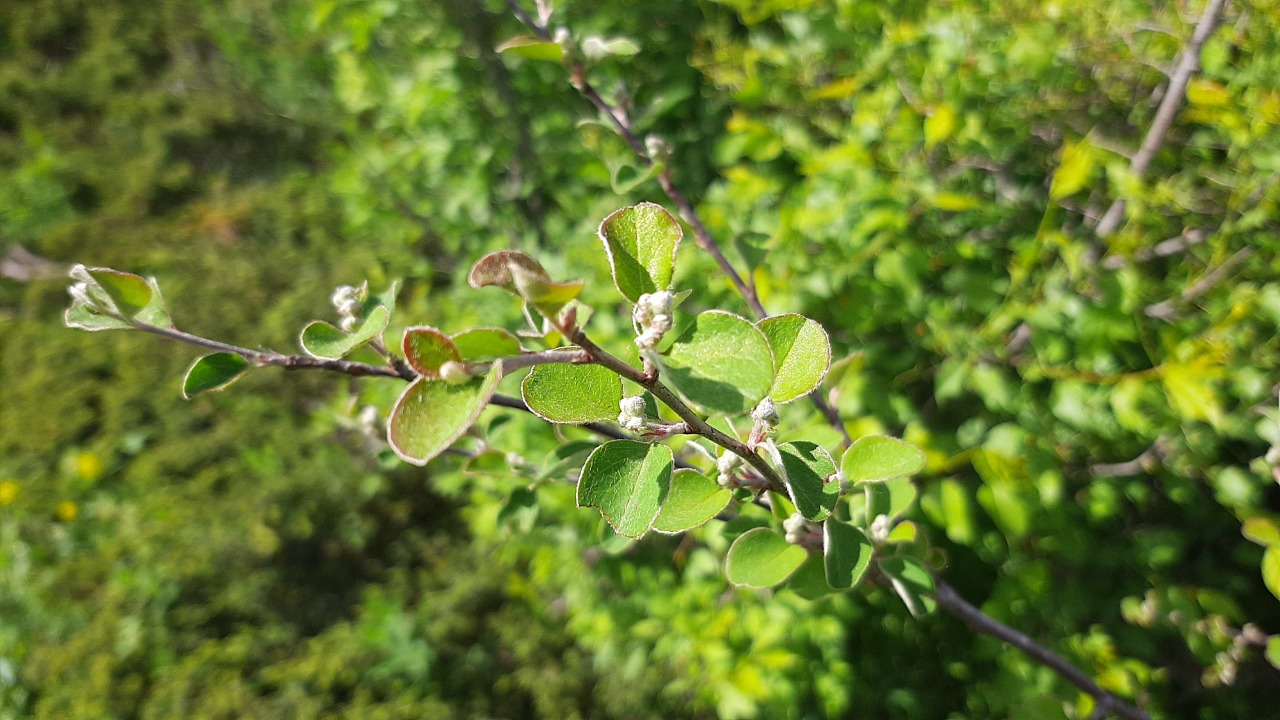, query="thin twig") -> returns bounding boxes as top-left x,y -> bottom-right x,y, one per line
1089,436 -> 1170,476
505,0 -> 851,447
1143,246 -> 1253,320
932,579 -> 1150,720
1094,0 -> 1229,237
